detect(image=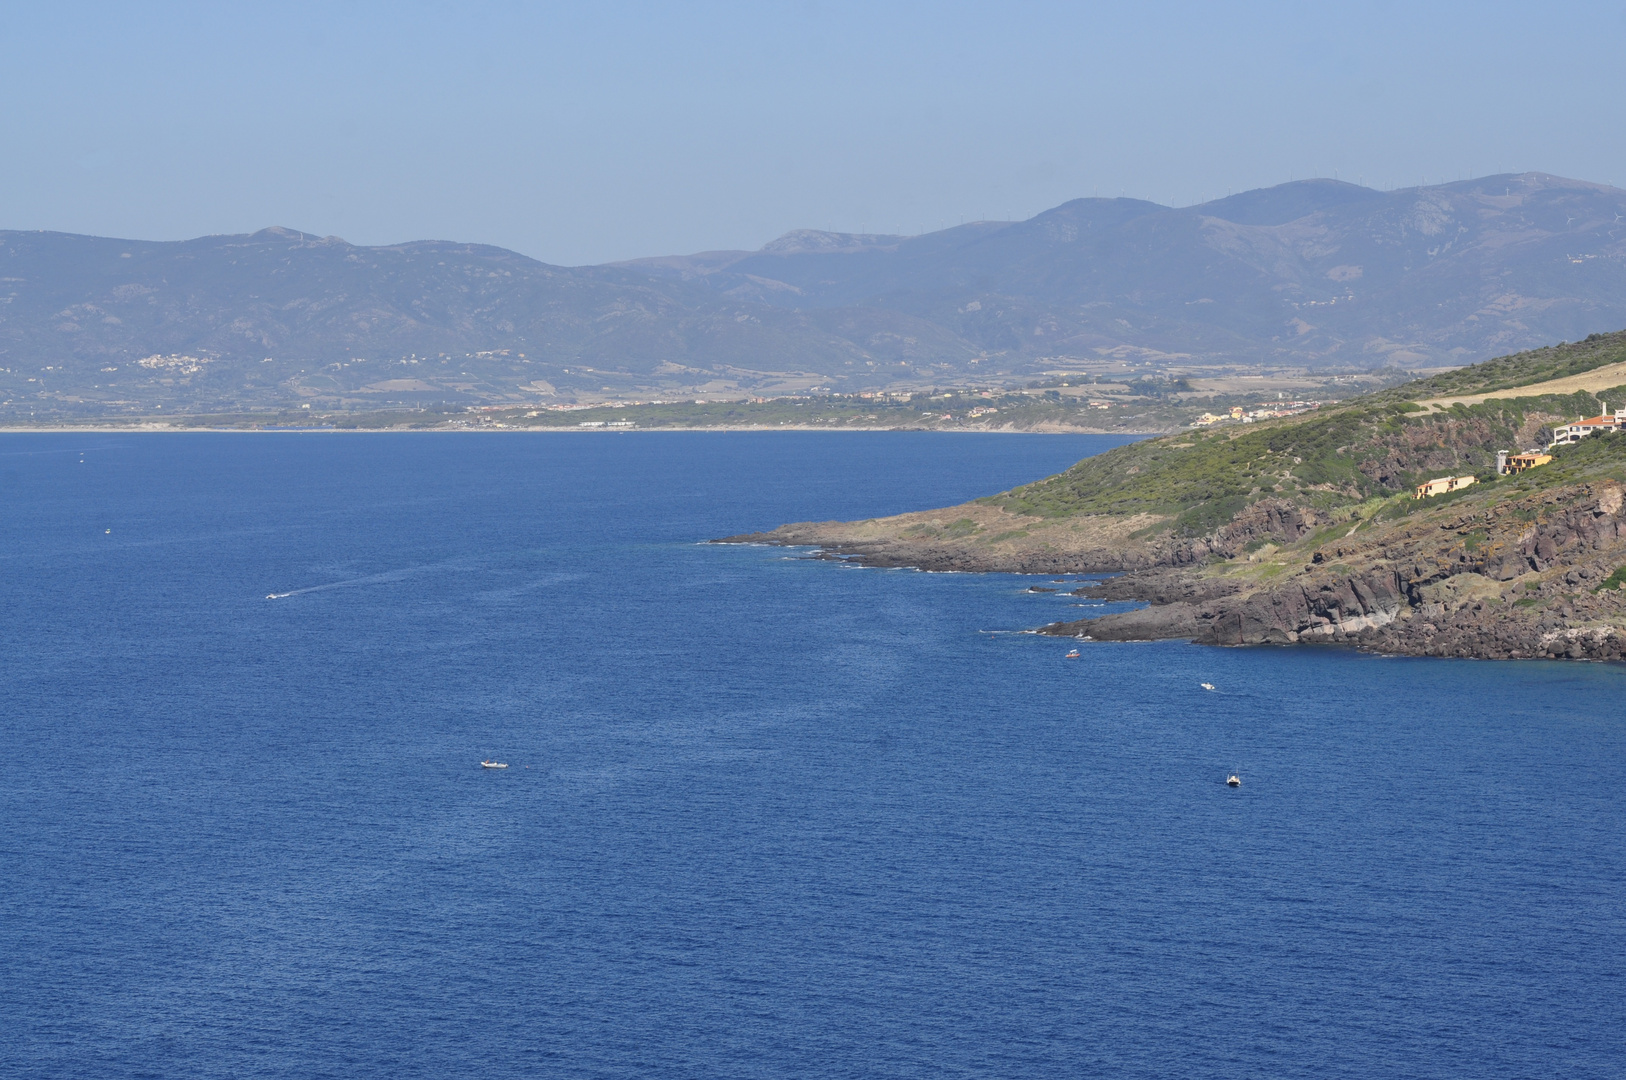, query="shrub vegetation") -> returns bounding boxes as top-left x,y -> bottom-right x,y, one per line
983,333 -> 1626,535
